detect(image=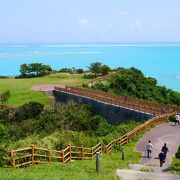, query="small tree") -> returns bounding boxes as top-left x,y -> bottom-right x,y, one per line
77,69 -> 84,74
0,90 -> 10,104
101,65 -> 111,75
89,62 -> 102,77
19,63 -> 52,77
